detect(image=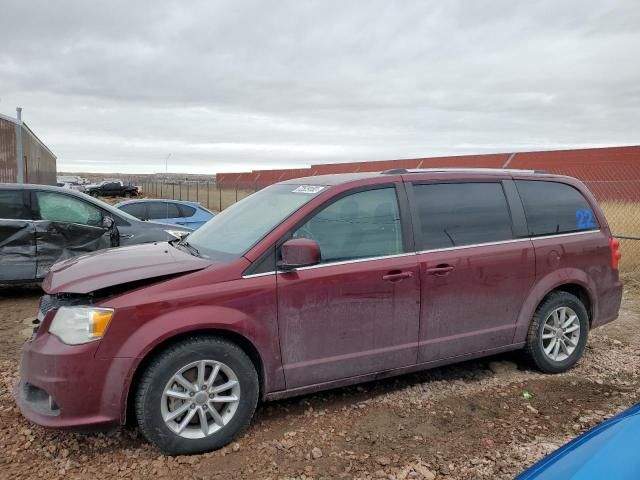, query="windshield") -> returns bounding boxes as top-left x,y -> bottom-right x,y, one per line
184,183 -> 326,261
